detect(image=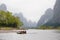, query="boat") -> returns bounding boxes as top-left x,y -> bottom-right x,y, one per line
17,30 -> 26,34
